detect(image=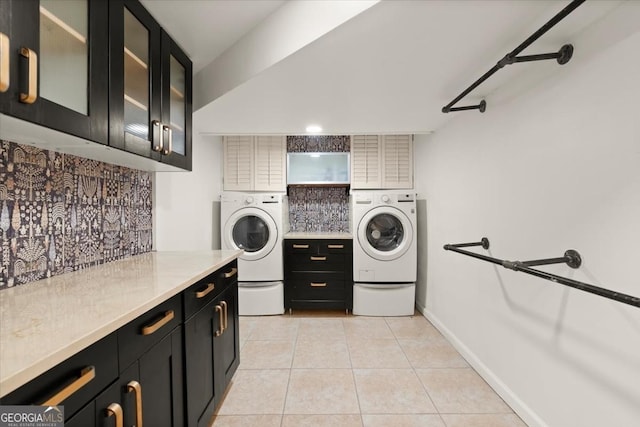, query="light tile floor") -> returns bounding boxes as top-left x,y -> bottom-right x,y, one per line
212,312 -> 528,427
